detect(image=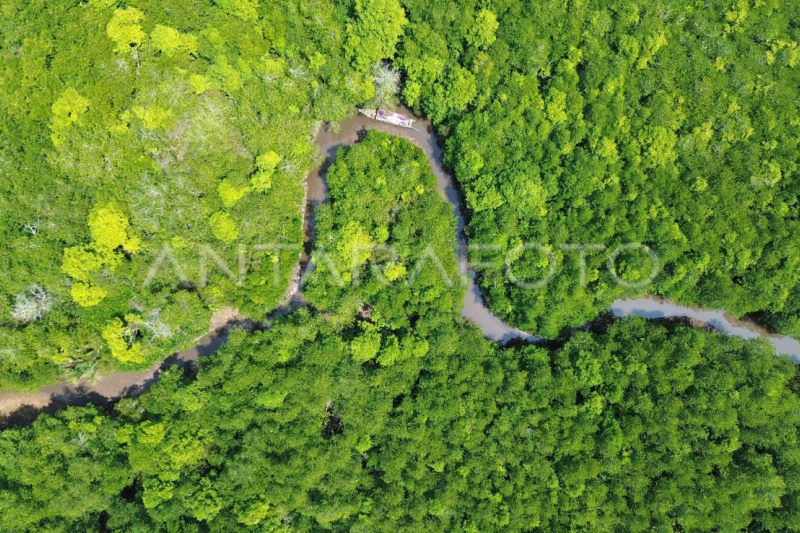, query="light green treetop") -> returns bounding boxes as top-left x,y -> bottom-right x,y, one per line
345,0 -> 408,70
150,25 -> 198,57
106,7 -> 146,54
214,0 -> 259,21
467,9 -> 499,49
50,88 -> 89,147
209,211 -> 239,242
